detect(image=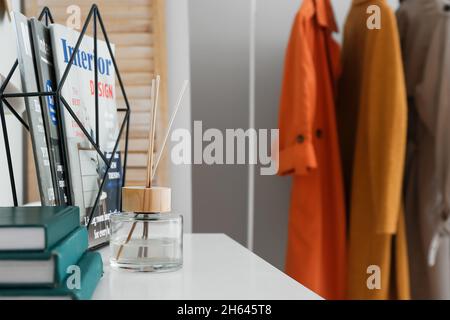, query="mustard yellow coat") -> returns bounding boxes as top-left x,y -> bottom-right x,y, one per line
337,0 -> 410,299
